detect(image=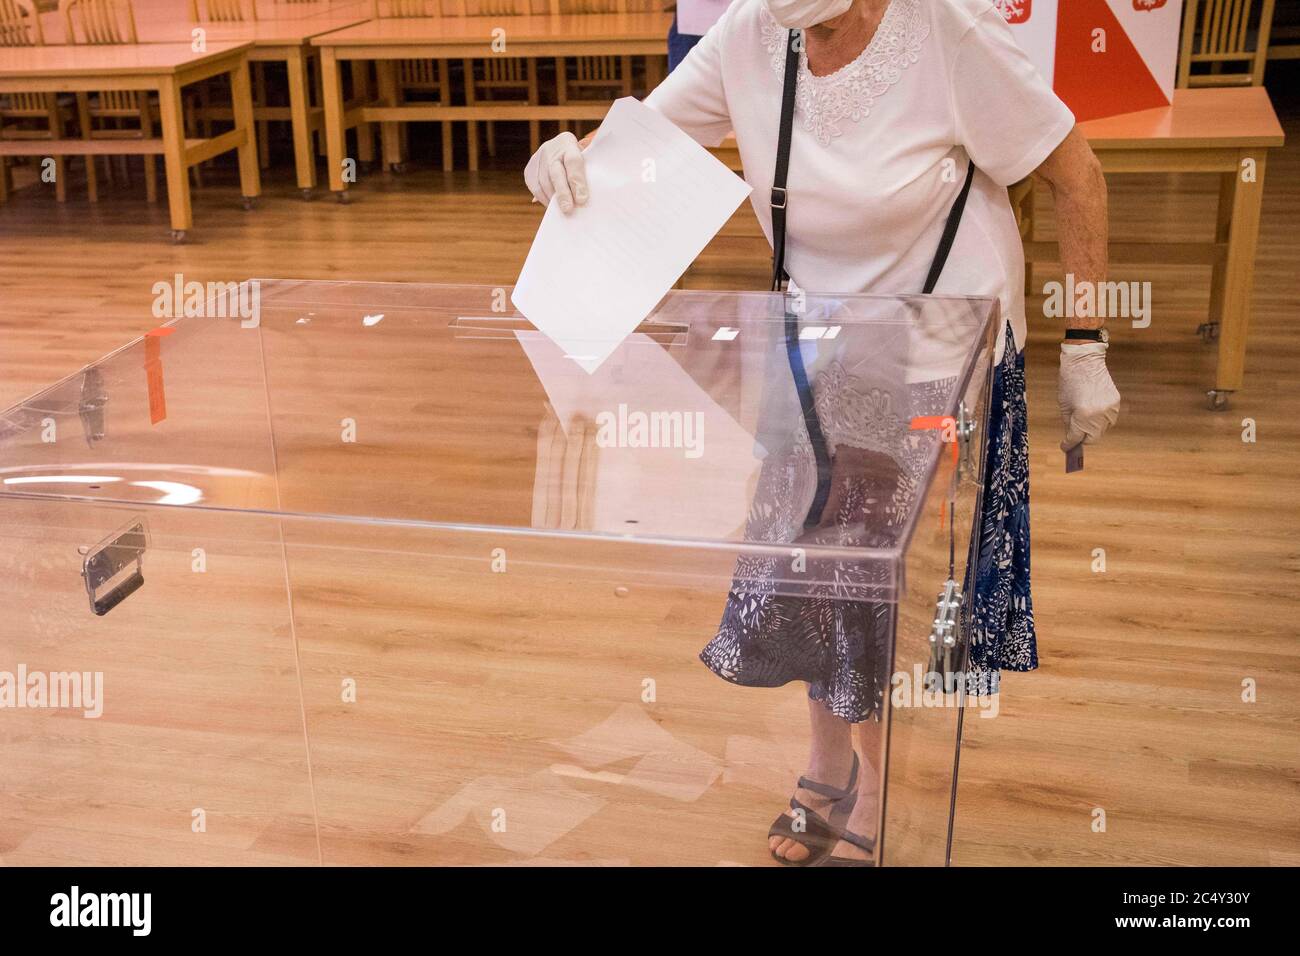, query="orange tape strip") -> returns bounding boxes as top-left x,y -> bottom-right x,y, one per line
910,415 -> 959,530
910,415 -> 958,466
144,327 -> 174,425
